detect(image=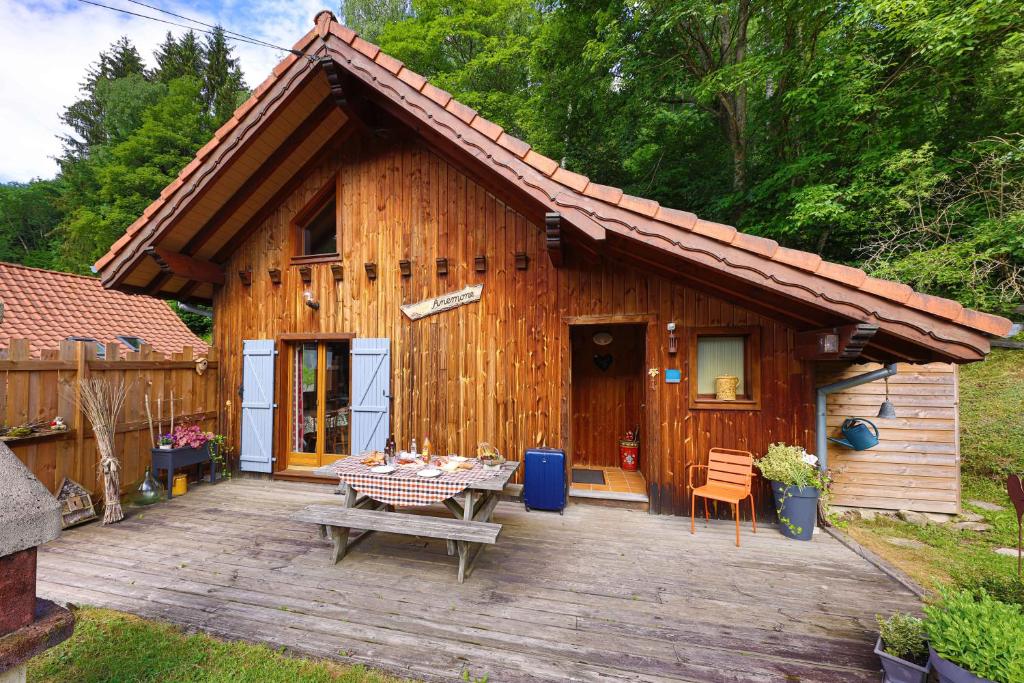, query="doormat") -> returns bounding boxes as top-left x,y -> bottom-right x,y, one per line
572,468 -> 606,485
